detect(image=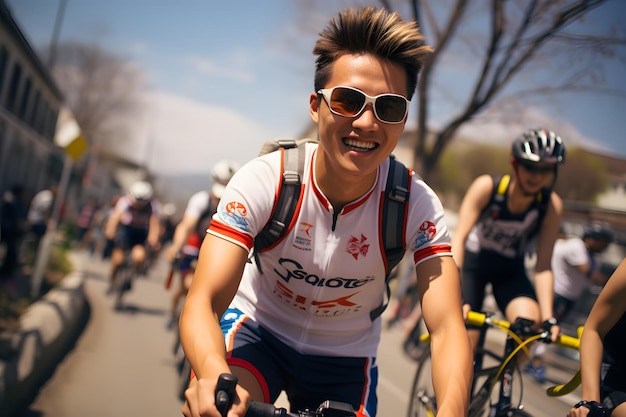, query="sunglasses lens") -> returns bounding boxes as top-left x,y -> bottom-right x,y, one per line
521,162 -> 553,174
329,87 -> 366,117
323,87 -> 408,123
376,96 -> 407,123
